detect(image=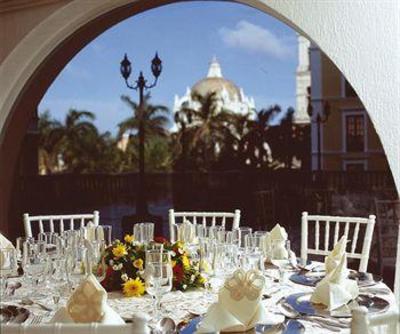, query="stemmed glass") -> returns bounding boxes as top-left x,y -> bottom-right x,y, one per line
65,245 -> 87,290
22,240 -> 49,298
0,248 -> 17,300
242,233 -> 264,271
145,250 -> 172,322
95,225 -> 112,246
199,238 -> 215,299
86,240 -> 106,283
134,223 -> 154,244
